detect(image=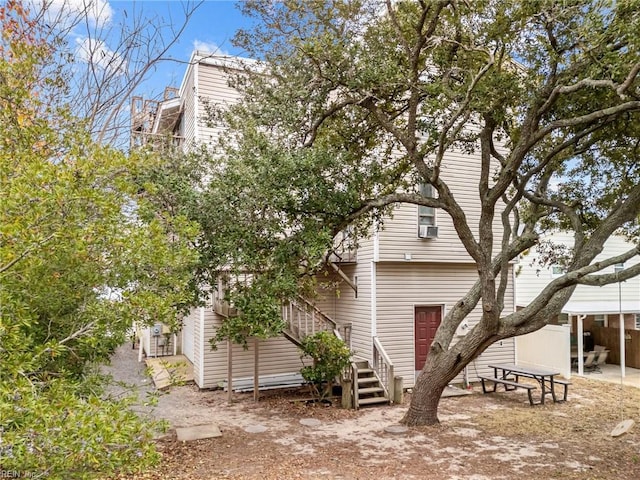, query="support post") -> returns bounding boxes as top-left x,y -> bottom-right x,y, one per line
341,378 -> 353,409
393,376 -> 404,404
619,313 -> 626,378
227,338 -> 233,403
619,281 -> 626,378
254,338 -> 260,402
577,315 -> 584,376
